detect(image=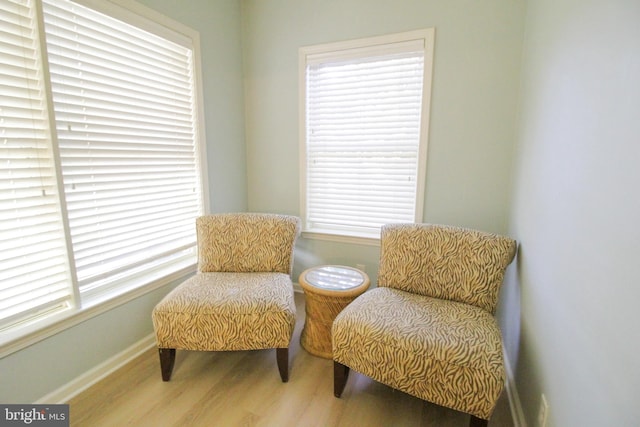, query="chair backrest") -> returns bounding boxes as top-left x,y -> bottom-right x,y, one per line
196,213 -> 301,275
377,223 -> 517,314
